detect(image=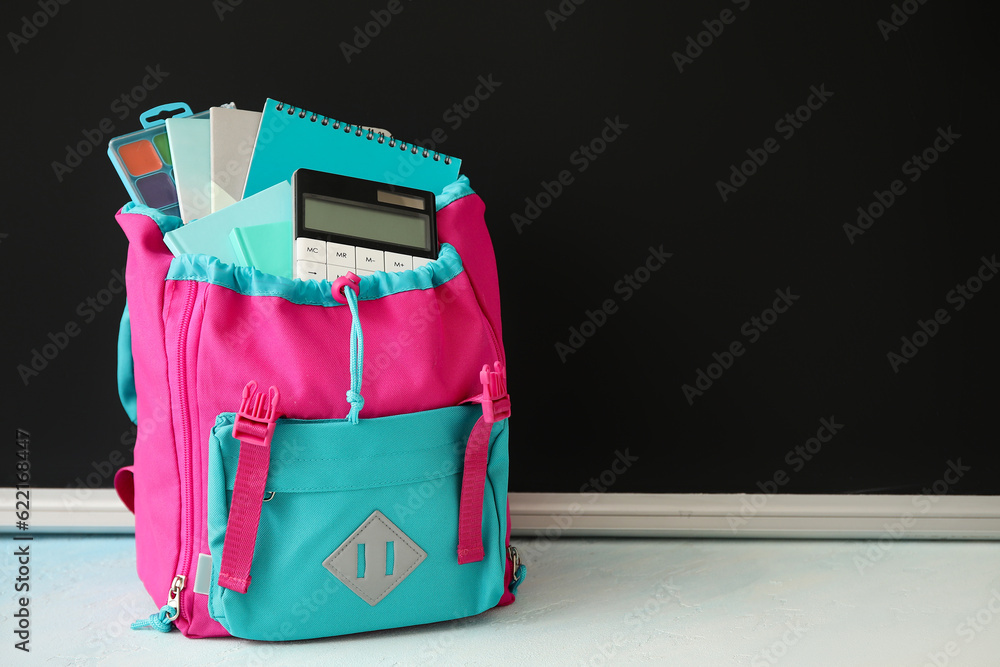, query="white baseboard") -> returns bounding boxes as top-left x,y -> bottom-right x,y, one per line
1,488 -> 135,533
510,492 -> 1000,539
2,489 -> 999,539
